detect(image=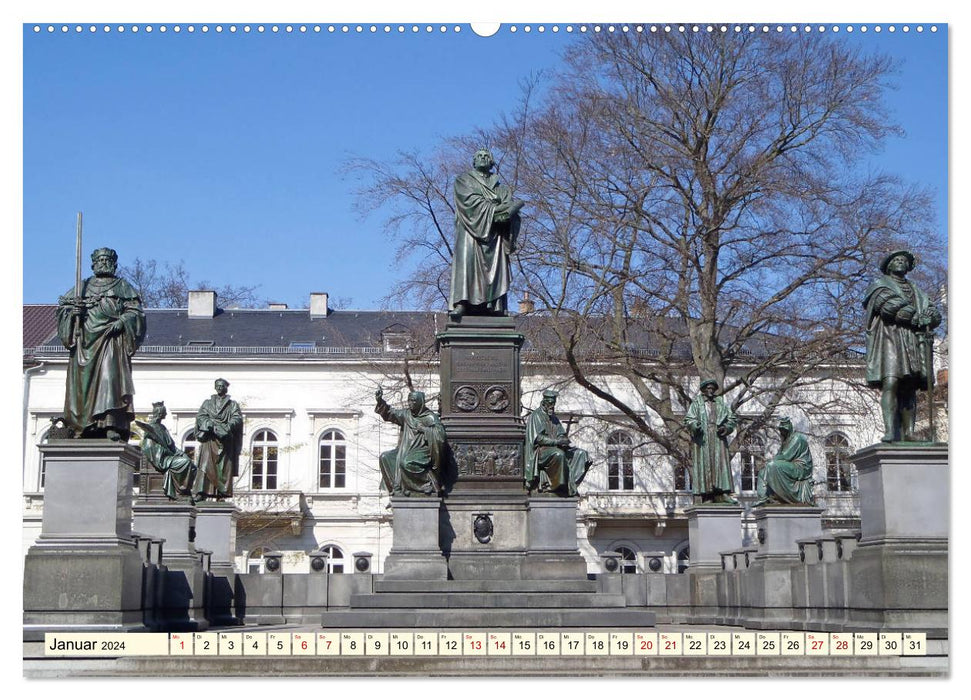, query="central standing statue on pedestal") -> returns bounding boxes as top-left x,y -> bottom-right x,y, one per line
376,388 -> 447,496
684,379 -> 738,504
449,148 -> 524,317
